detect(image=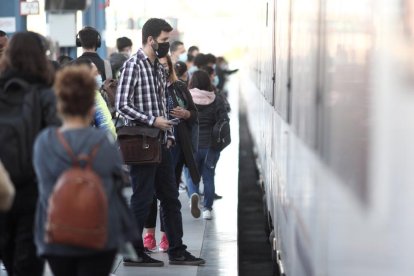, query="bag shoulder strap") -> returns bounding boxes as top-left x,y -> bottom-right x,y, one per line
56,129 -> 101,169
104,60 -> 113,80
